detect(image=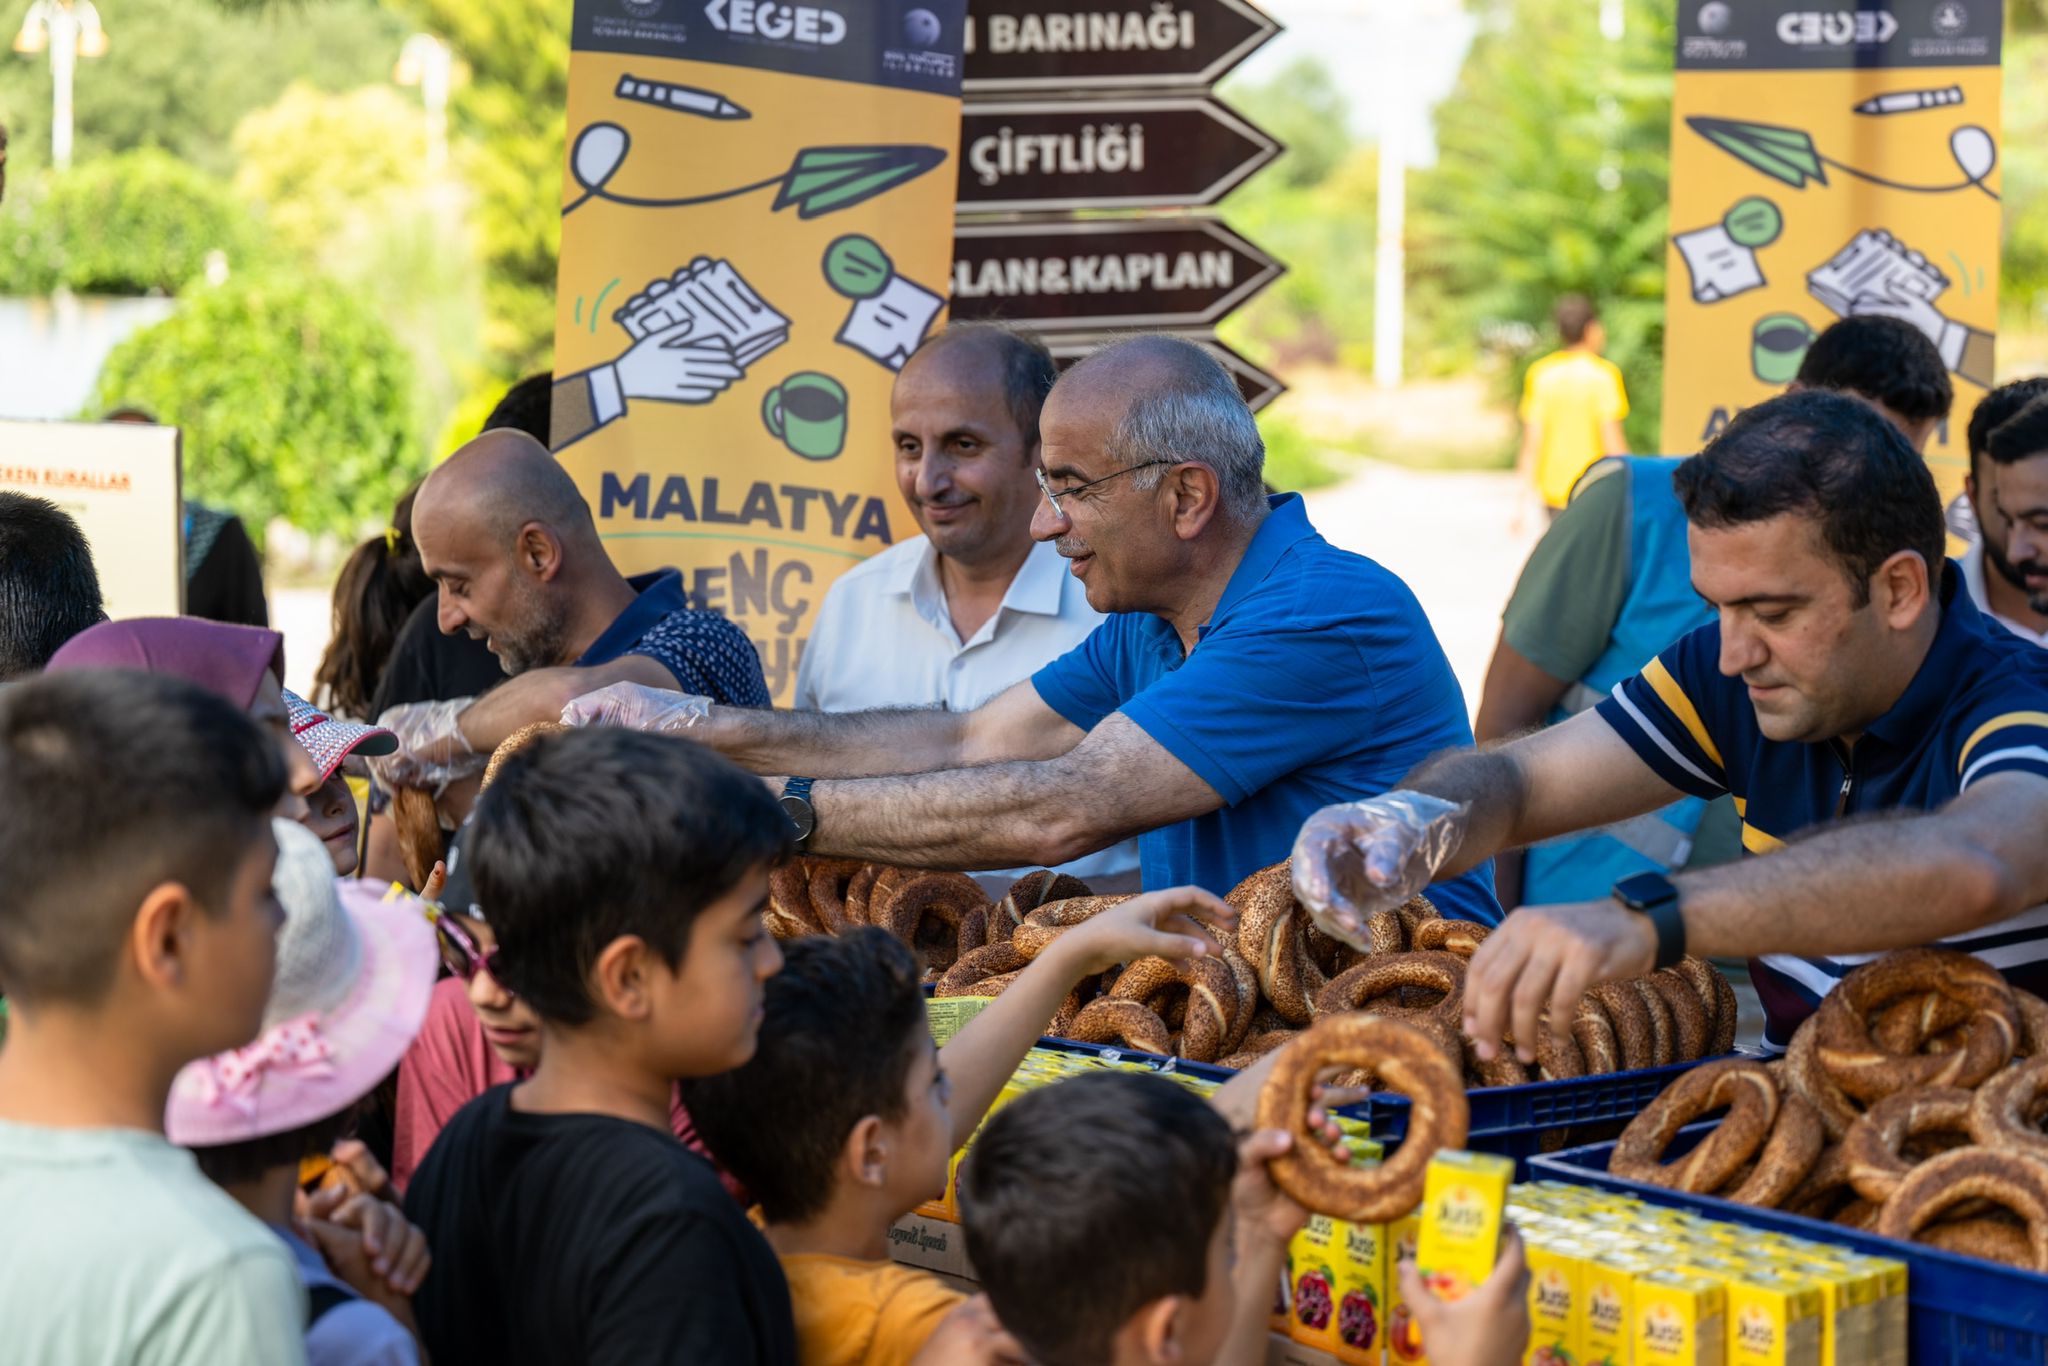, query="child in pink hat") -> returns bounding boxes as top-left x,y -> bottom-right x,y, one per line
170,820 -> 440,1365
